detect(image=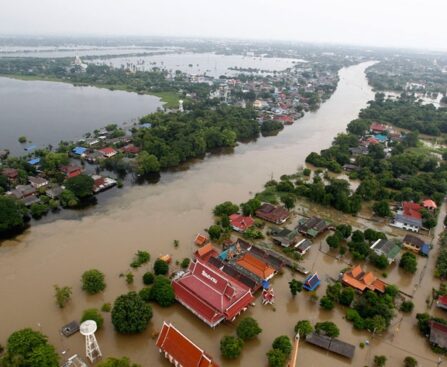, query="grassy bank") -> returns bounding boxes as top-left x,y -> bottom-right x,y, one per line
0,74 -> 179,108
